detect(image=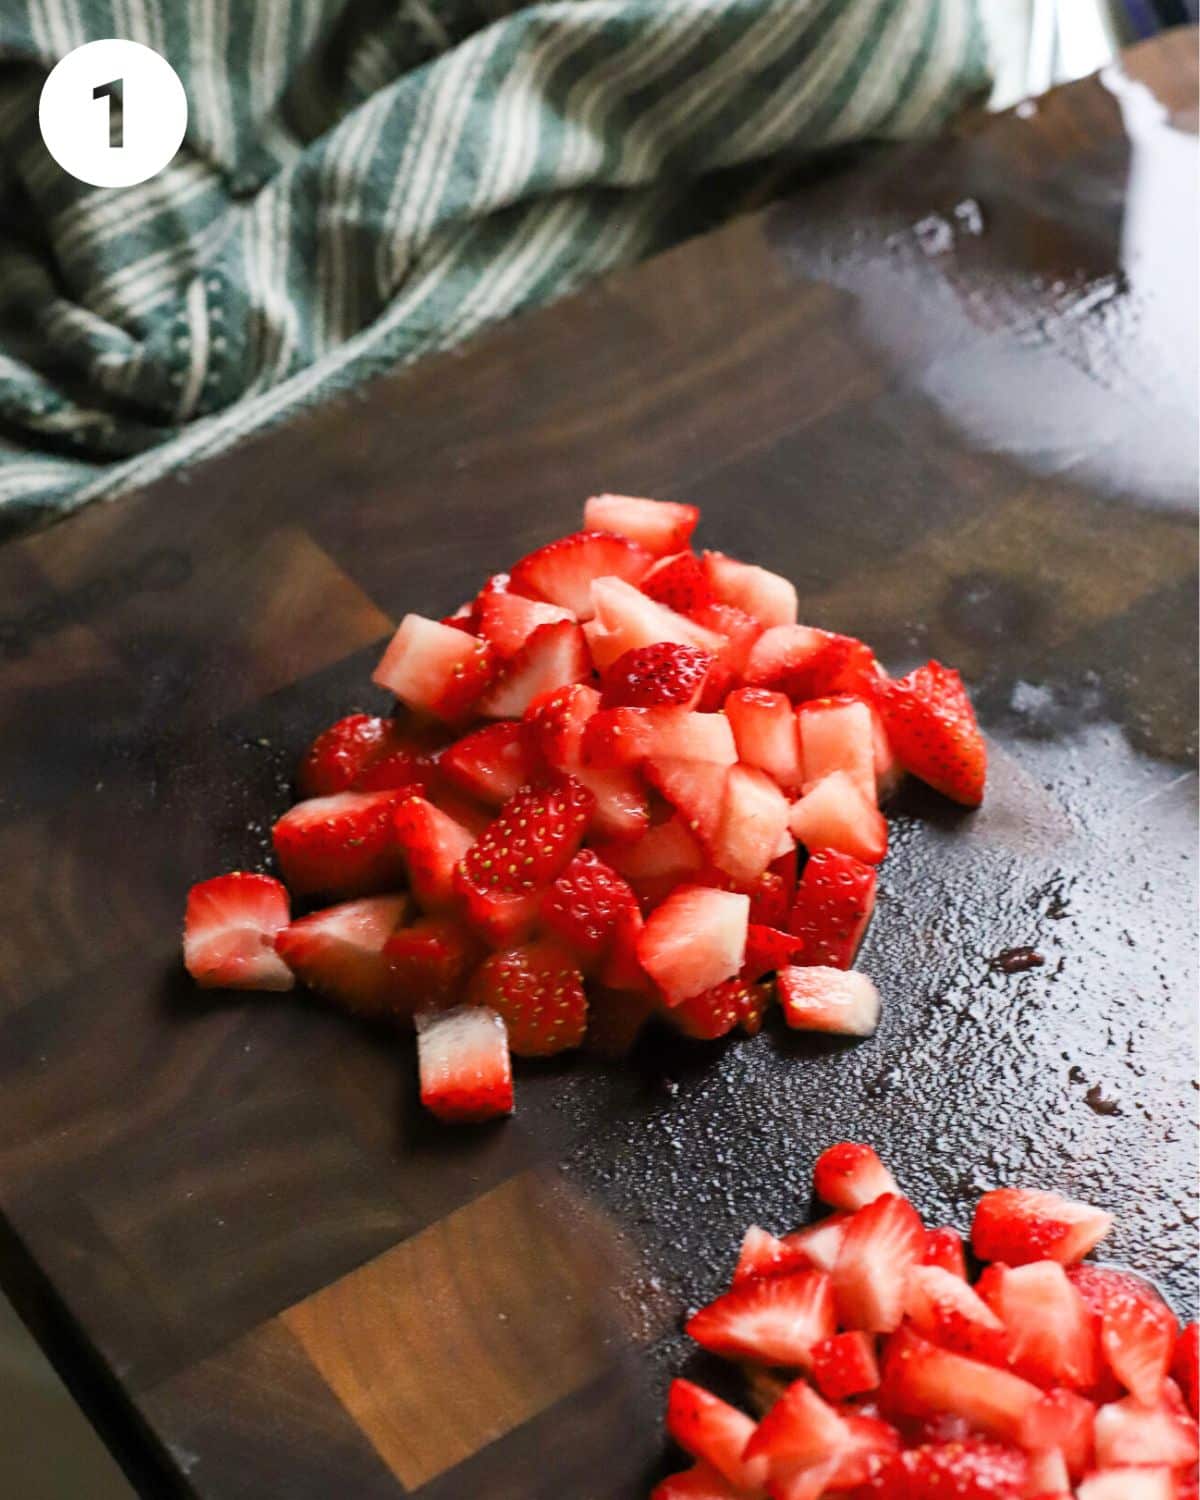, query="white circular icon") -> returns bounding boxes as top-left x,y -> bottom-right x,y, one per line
39,39 -> 187,188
